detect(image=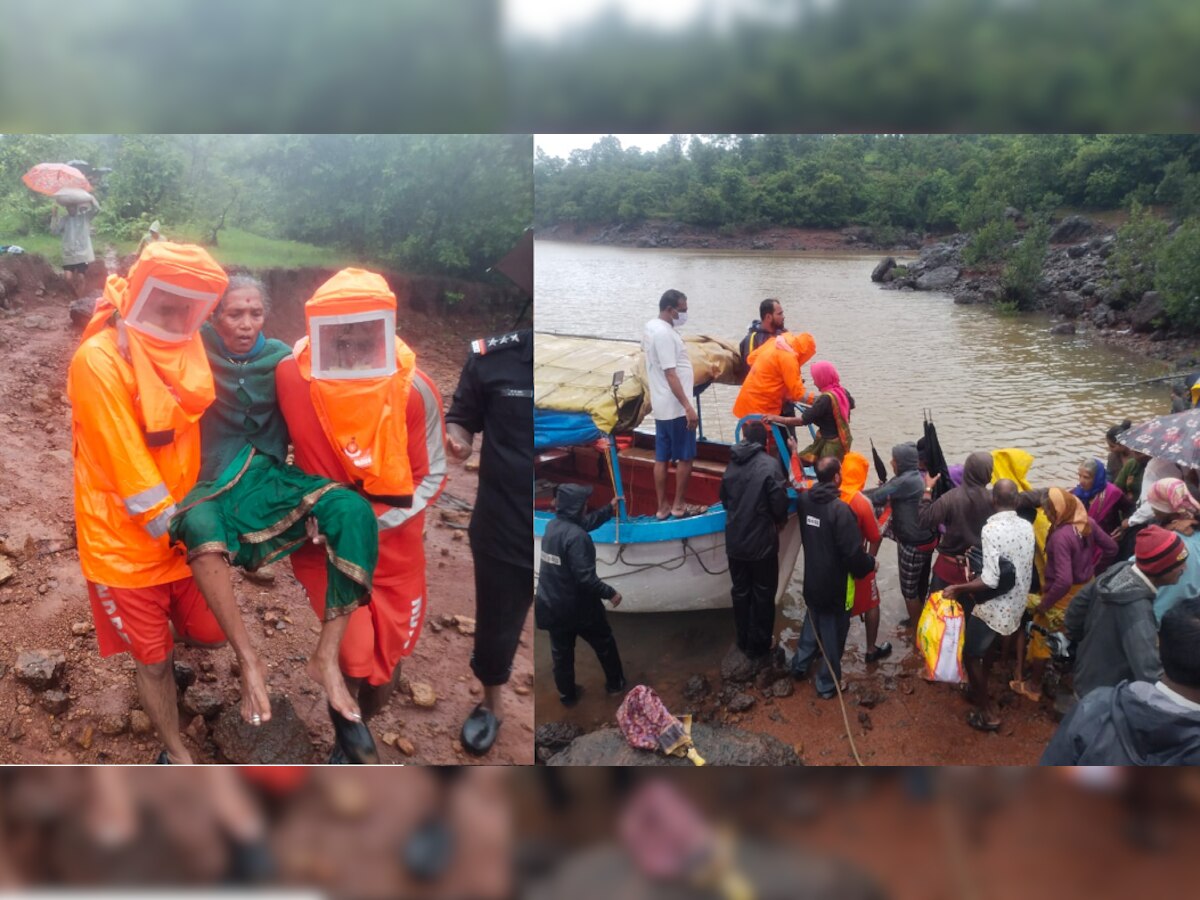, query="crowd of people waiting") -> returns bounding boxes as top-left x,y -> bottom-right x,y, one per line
537,291 -> 1200,766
